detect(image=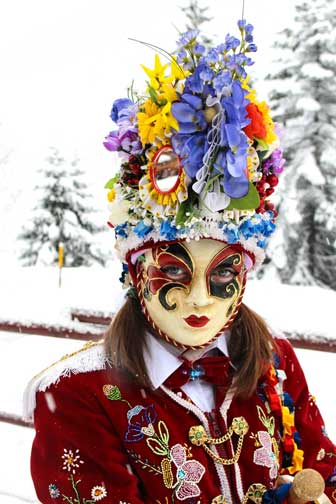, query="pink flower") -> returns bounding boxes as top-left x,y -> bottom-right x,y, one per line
253,431 -> 278,479
170,444 -> 205,500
